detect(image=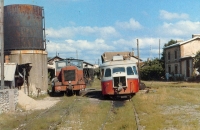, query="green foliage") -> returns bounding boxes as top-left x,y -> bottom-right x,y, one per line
140,58 -> 164,80
193,51 -> 200,73
164,39 -> 177,47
